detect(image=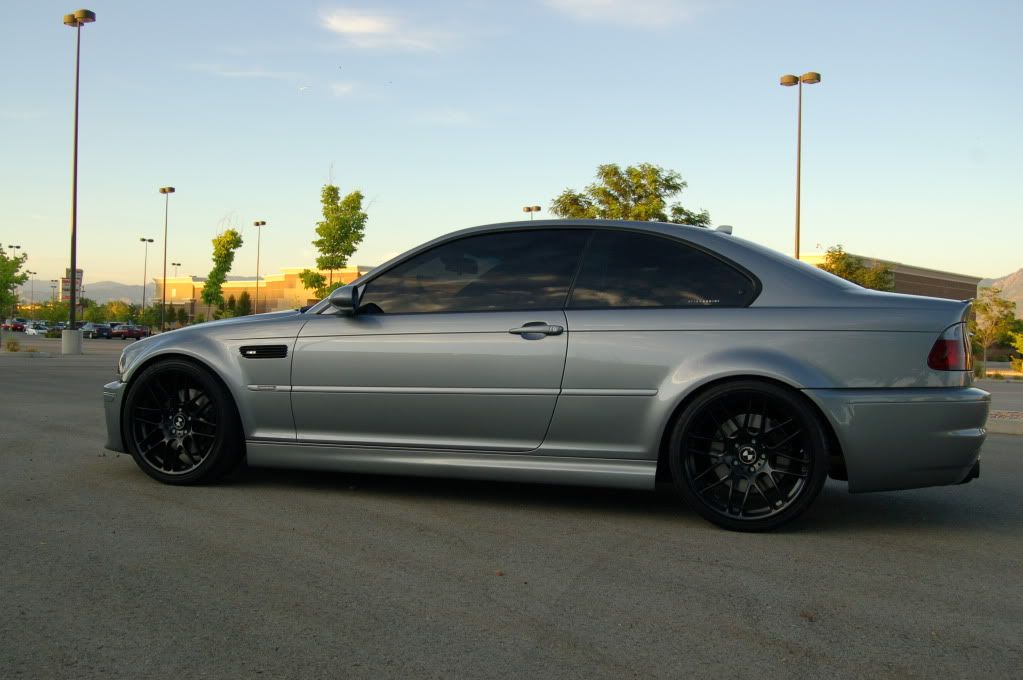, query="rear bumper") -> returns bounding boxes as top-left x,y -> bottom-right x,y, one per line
804,387 -> 990,493
103,380 -> 127,453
